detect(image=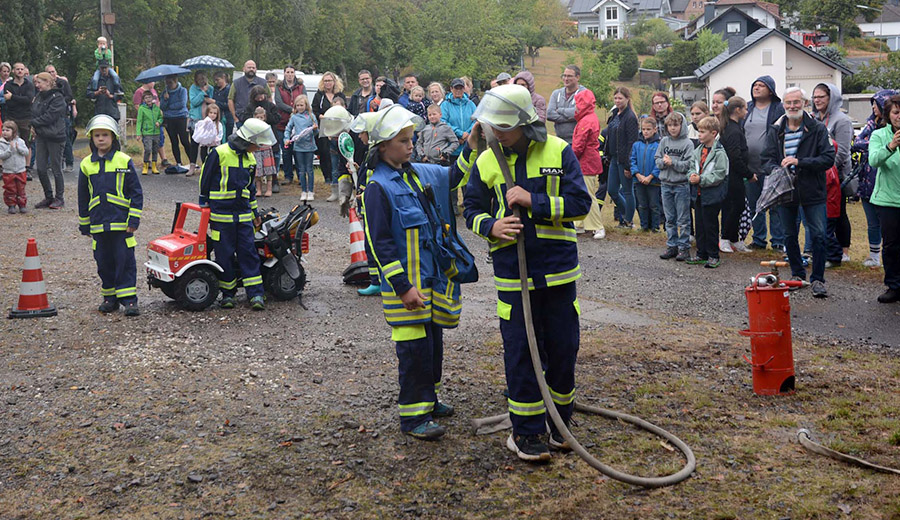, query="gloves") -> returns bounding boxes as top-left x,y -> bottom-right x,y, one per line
338,177 -> 354,218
